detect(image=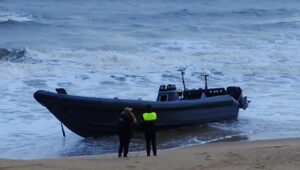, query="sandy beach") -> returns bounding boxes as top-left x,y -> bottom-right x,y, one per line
1,138 -> 300,170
